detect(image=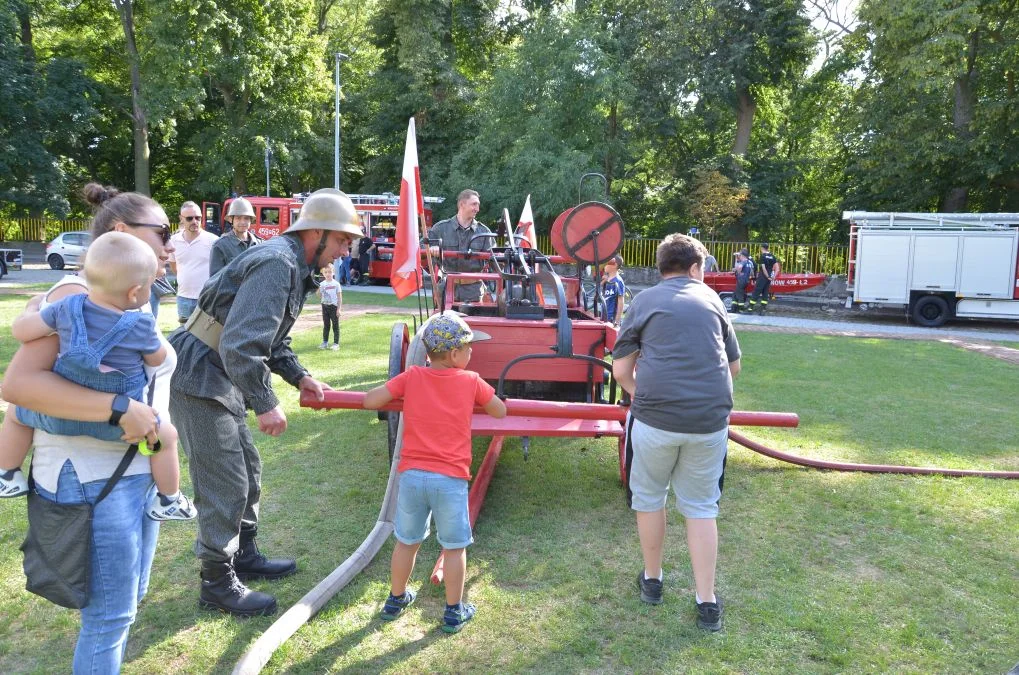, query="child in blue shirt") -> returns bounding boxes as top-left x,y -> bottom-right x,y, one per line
0,232 -> 195,521
601,255 -> 626,326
